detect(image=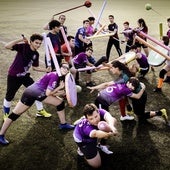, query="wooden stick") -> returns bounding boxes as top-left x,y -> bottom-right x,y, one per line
135,36 -> 170,60
93,25 -> 106,36
53,1 -> 92,16
86,32 -> 115,39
